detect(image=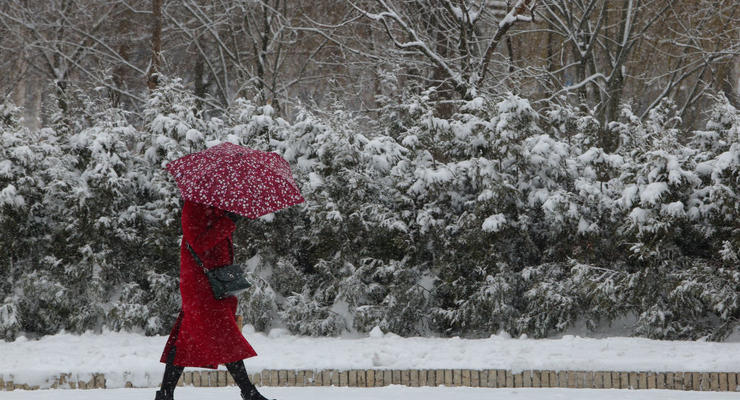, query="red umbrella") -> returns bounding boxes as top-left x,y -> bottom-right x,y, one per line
166,142 -> 304,218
